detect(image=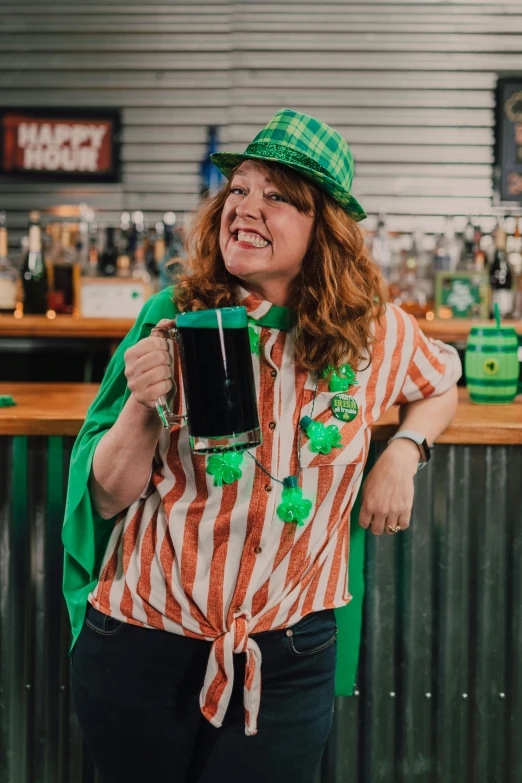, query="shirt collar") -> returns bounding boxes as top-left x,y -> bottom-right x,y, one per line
237,286 -> 296,332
